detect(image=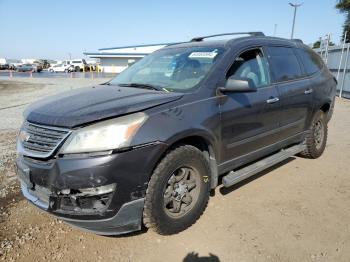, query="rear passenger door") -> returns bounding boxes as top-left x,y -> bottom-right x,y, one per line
266,46 -> 313,138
